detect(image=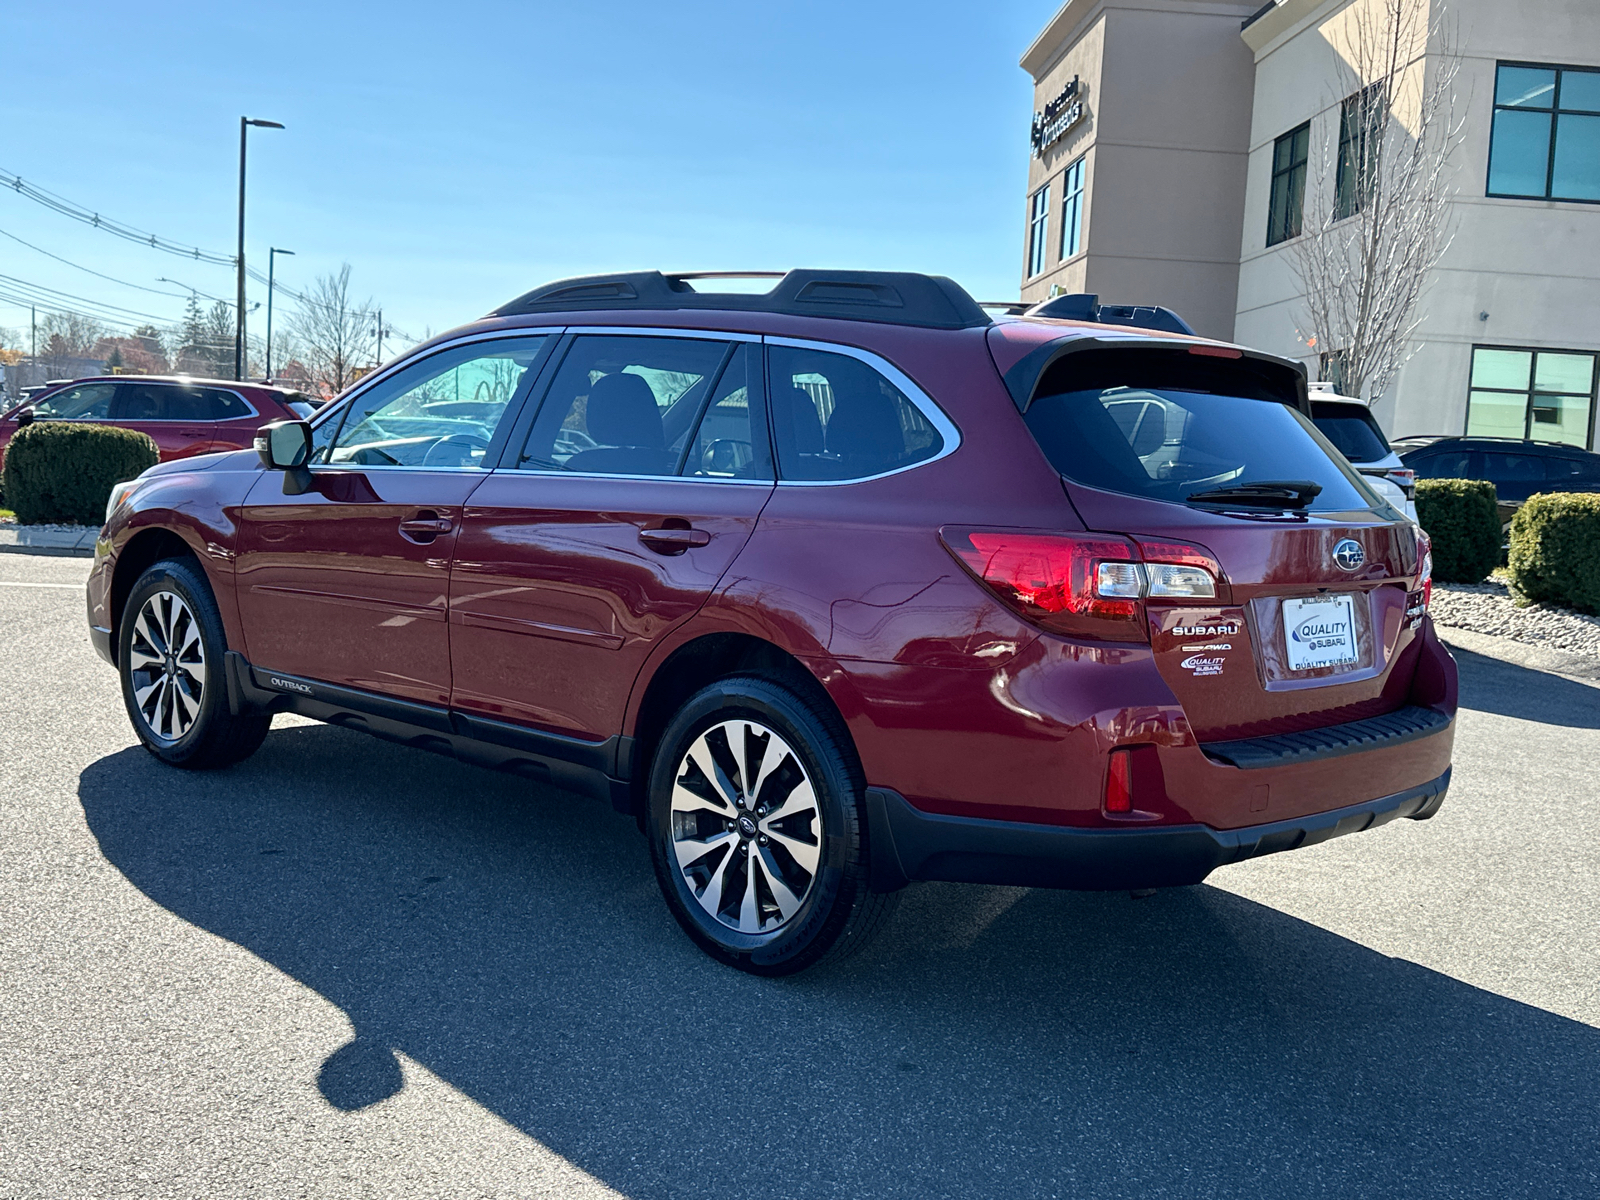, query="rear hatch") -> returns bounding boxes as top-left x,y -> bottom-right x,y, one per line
991,328 -> 1427,741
